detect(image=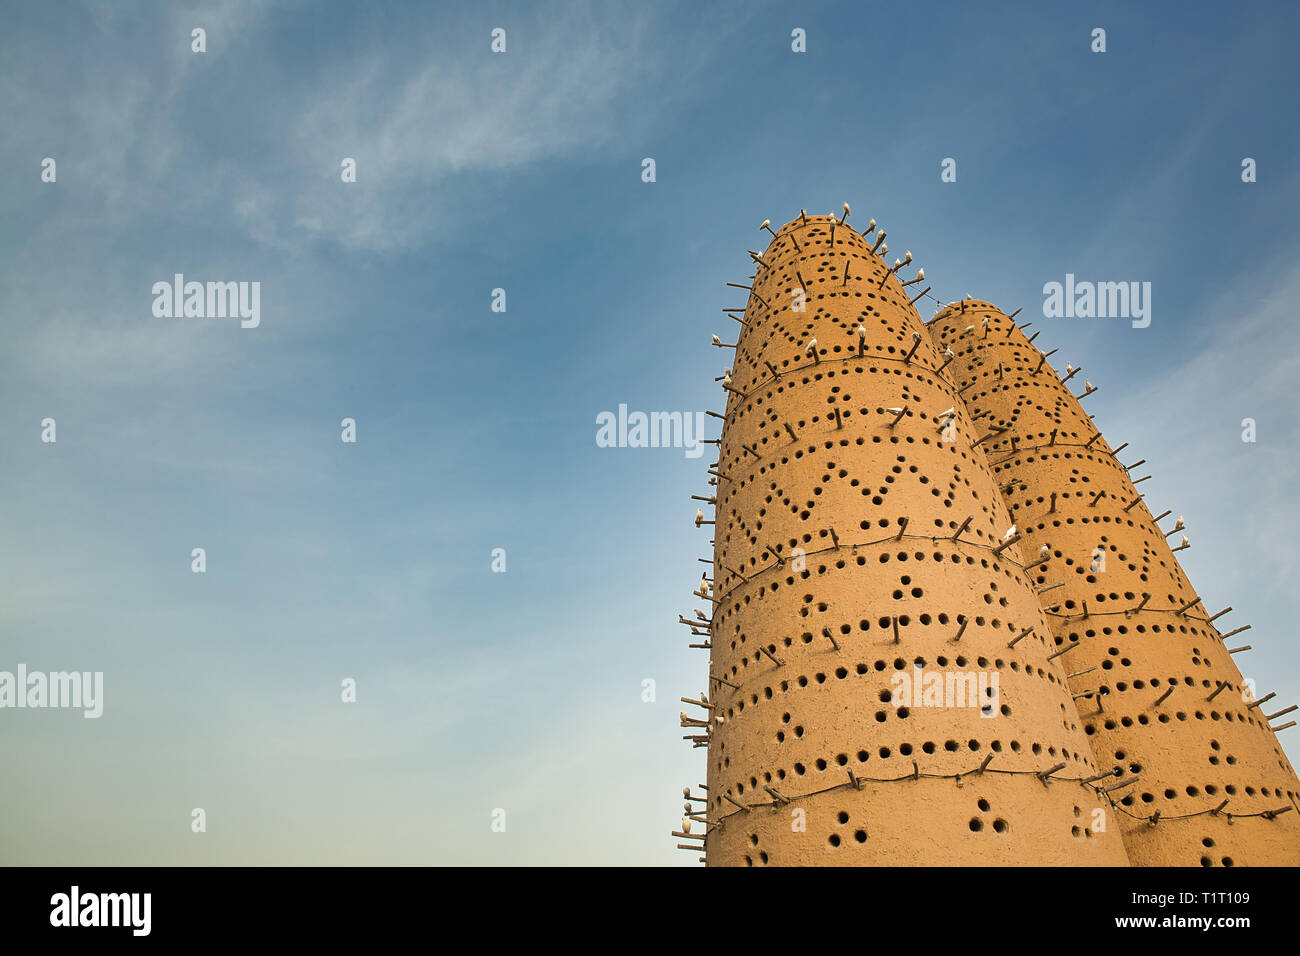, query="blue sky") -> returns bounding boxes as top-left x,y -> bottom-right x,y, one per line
1,0 -> 1298,865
